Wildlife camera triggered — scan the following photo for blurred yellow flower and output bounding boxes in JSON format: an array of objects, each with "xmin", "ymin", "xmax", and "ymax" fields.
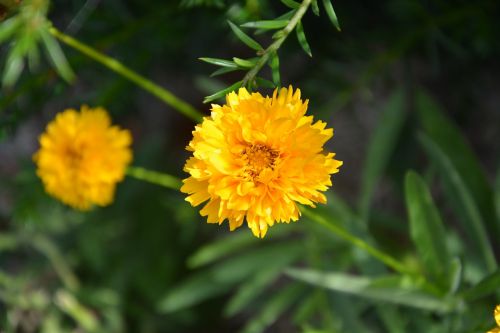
[
  {"xmin": 181, "ymin": 86, "xmax": 342, "ymax": 238},
  {"xmin": 33, "ymin": 106, "xmax": 132, "ymax": 210},
  {"xmin": 487, "ymin": 305, "xmax": 500, "ymax": 333}
]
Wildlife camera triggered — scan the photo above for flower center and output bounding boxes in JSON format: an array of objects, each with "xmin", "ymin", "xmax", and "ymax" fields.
[{"xmin": 242, "ymin": 144, "xmax": 279, "ymax": 179}]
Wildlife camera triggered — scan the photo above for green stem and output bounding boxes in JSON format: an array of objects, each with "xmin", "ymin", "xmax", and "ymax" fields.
[
  {"xmin": 49, "ymin": 26, "xmax": 204, "ymax": 123},
  {"xmin": 301, "ymin": 206, "xmax": 413, "ymax": 276},
  {"xmin": 127, "ymin": 166, "xmax": 182, "ymax": 190},
  {"xmin": 242, "ymin": 0, "xmax": 312, "ymax": 87}
]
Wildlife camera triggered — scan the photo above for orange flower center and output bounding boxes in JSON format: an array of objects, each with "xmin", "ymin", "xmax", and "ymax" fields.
[{"xmin": 242, "ymin": 144, "xmax": 279, "ymax": 179}]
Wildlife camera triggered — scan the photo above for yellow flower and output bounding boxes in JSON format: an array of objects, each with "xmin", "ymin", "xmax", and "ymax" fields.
[
  {"xmin": 181, "ymin": 86, "xmax": 342, "ymax": 238},
  {"xmin": 487, "ymin": 305, "xmax": 500, "ymax": 333},
  {"xmin": 33, "ymin": 106, "xmax": 132, "ymax": 210}
]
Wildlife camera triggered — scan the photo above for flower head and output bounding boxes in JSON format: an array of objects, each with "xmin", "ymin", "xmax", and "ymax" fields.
[
  {"xmin": 181, "ymin": 86, "xmax": 342, "ymax": 237},
  {"xmin": 33, "ymin": 106, "xmax": 132, "ymax": 210},
  {"xmin": 487, "ymin": 305, "xmax": 500, "ymax": 333}
]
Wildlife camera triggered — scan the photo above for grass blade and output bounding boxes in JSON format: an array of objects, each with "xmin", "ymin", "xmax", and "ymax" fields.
[
  {"xmin": 241, "ymin": 20, "xmax": 289, "ymax": 30},
  {"xmin": 419, "ymin": 134, "xmax": 497, "ymax": 273},
  {"xmin": 359, "ymin": 90, "xmax": 405, "ymax": 222},
  {"xmin": 405, "ymin": 171, "xmax": 451, "ymax": 287}
]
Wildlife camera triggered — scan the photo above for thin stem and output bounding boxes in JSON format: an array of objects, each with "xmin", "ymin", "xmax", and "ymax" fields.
[
  {"xmin": 49, "ymin": 26, "xmax": 204, "ymax": 123},
  {"xmin": 301, "ymin": 206, "xmax": 413, "ymax": 276},
  {"xmin": 127, "ymin": 166, "xmax": 182, "ymax": 190},
  {"xmin": 242, "ymin": 0, "xmax": 312, "ymax": 87}
]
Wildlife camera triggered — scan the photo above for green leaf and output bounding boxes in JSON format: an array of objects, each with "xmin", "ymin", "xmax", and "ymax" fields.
[
  {"xmin": 241, "ymin": 20, "xmax": 289, "ymax": 30},
  {"xmin": 280, "ymin": 0, "xmax": 300, "ymax": 9},
  {"xmin": 495, "ymin": 168, "xmax": 500, "ymax": 227},
  {"xmin": 461, "ymin": 268, "xmax": 500, "ymax": 301},
  {"xmin": 199, "ymin": 57, "xmax": 237, "ymax": 68},
  {"xmin": 40, "ymin": 29, "xmax": 75, "ymax": 83},
  {"xmin": 227, "ymin": 20, "xmax": 263, "ymax": 51},
  {"xmin": 255, "ymin": 77, "xmax": 275, "ymax": 89},
  {"xmin": 2, "ymin": 48, "xmax": 24, "ymax": 87},
  {"xmin": 311, "ymin": 0, "xmax": 320, "ymax": 16},
  {"xmin": 203, "ymin": 80, "xmax": 242, "ymax": 103},
  {"xmin": 158, "ymin": 242, "xmax": 303, "ymax": 312},
  {"xmin": 210, "ymin": 66, "xmax": 240, "ymax": 77},
  {"xmin": 447, "ymin": 258, "xmax": 462, "ymax": 295},
  {"xmin": 269, "ymin": 52, "xmax": 280, "ymax": 86},
  {"xmin": 296, "ymin": 21, "xmax": 312, "ymax": 57},
  {"xmin": 416, "ymin": 90, "xmax": 497, "ymax": 237},
  {"xmin": 286, "ymin": 268, "xmax": 454, "ymax": 312},
  {"xmin": 419, "ymin": 134, "xmax": 497, "ymax": 273},
  {"xmin": 405, "ymin": 171, "xmax": 451, "ymax": 287},
  {"xmin": 232, "ymin": 57, "xmax": 258, "ymax": 68},
  {"xmin": 187, "ymin": 230, "xmax": 258, "ymax": 268},
  {"xmin": 224, "ymin": 263, "xmax": 283, "ymax": 317},
  {"xmin": 322, "ymin": 0, "xmax": 340, "ymax": 31},
  {"xmin": 0, "ymin": 16, "xmax": 20, "ymax": 44},
  {"xmin": 359, "ymin": 90, "xmax": 405, "ymax": 222},
  {"xmin": 241, "ymin": 283, "xmax": 304, "ymax": 333}
]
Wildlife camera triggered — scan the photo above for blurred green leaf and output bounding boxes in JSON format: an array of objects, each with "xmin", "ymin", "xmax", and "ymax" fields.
[
  {"xmin": 416, "ymin": 91, "xmax": 497, "ymax": 237},
  {"xmin": 322, "ymin": 0, "xmax": 340, "ymax": 31},
  {"xmin": 461, "ymin": 268, "xmax": 500, "ymax": 301},
  {"xmin": 311, "ymin": 0, "xmax": 320, "ymax": 16},
  {"xmin": 187, "ymin": 230, "xmax": 258, "ymax": 268},
  {"xmin": 228, "ymin": 20, "xmax": 263, "ymax": 51},
  {"xmin": 447, "ymin": 258, "xmax": 462, "ymax": 295},
  {"xmin": 203, "ymin": 80, "xmax": 242, "ymax": 103},
  {"xmin": 359, "ymin": 90, "xmax": 405, "ymax": 222},
  {"xmin": 405, "ymin": 171, "xmax": 451, "ymax": 287},
  {"xmin": 241, "ymin": 283, "xmax": 304, "ymax": 333},
  {"xmin": 0, "ymin": 16, "xmax": 19, "ymax": 44},
  {"xmin": 2, "ymin": 48, "xmax": 24, "ymax": 87},
  {"xmin": 224, "ymin": 262, "xmax": 283, "ymax": 317},
  {"xmin": 40, "ymin": 29, "xmax": 75, "ymax": 83},
  {"xmin": 159, "ymin": 242, "xmax": 302, "ymax": 312},
  {"xmin": 54, "ymin": 289, "xmax": 100, "ymax": 332},
  {"xmin": 241, "ymin": 20, "xmax": 289, "ymax": 30},
  {"xmin": 296, "ymin": 21, "xmax": 312, "ymax": 57},
  {"xmin": 199, "ymin": 57, "xmax": 237, "ymax": 68},
  {"xmin": 419, "ymin": 134, "xmax": 497, "ymax": 273},
  {"xmin": 495, "ymin": 167, "xmax": 500, "ymax": 226},
  {"xmin": 281, "ymin": 0, "xmax": 300, "ymax": 9},
  {"xmin": 270, "ymin": 51, "xmax": 280, "ymax": 86},
  {"xmin": 286, "ymin": 268, "xmax": 454, "ymax": 312}
]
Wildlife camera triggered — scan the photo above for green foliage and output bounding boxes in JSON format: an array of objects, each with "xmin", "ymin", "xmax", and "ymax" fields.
[{"xmin": 1, "ymin": 0, "xmax": 499, "ymax": 332}]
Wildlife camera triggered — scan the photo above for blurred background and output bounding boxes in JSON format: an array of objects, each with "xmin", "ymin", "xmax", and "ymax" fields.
[{"xmin": 0, "ymin": 0, "xmax": 499, "ymax": 332}]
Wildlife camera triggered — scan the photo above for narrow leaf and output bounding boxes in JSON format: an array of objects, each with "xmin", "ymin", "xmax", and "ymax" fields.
[
  {"xmin": 40, "ymin": 30, "xmax": 75, "ymax": 83},
  {"xmin": 405, "ymin": 171, "xmax": 451, "ymax": 286},
  {"xmin": 296, "ymin": 21, "xmax": 312, "ymax": 57},
  {"xmin": 416, "ymin": 90, "xmax": 496, "ymax": 236},
  {"xmin": 286, "ymin": 268, "xmax": 454, "ymax": 312},
  {"xmin": 0, "ymin": 16, "xmax": 20, "ymax": 44},
  {"xmin": 241, "ymin": 283, "xmax": 303, "ymax": 333},
  {"xmin": 311, "ymin": 0, "xmax": 320, "ymax": 16},
  {"xmin": 241, "ymin": 20, "xmax": 289, "ymax": 30},
  {"xmin": 419, "ymin": 133, "xmax": 497, "ymax": 272},
  {"xmin": 232, "ymin": 57, "xmax": 258, "ymax": 68},
  {"xmin": 280, "ymin": 0, "xmax": 300, "ymax": 9},
  {"xmin": 461, "ymin": 268, "xmax": 500, "ymax": 301},
  {"xmin": 255, "ymin": 77, "xmax": 275, "ymax": 89},
  {"xmin": 199, "ymin": 57, "xmax": 237, "ymax": 68},
  {"xmin": 359, "ymin": 90, "xmax": 405, "ymax": 222},
  {"xmin": 210, "ymin": 66, "xmax": 240, "ymax": 77},
  {"xmin": 322, "ymin": 0, "xmax": 341, "ymax": 31},
  {"xmin": 228, "ymin": 20, "xmax": 263, "ymax": 51},
  {"xmin": 203, "ymin": 80, "xmax": 242, "ymax": 103},
  {"xmin": 269, "ymin": 52, "xmax": 280, "ymax": 87},
  {"xmin": 158, "ymin": 242, "xmax": 302, "ymax": 312}
]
